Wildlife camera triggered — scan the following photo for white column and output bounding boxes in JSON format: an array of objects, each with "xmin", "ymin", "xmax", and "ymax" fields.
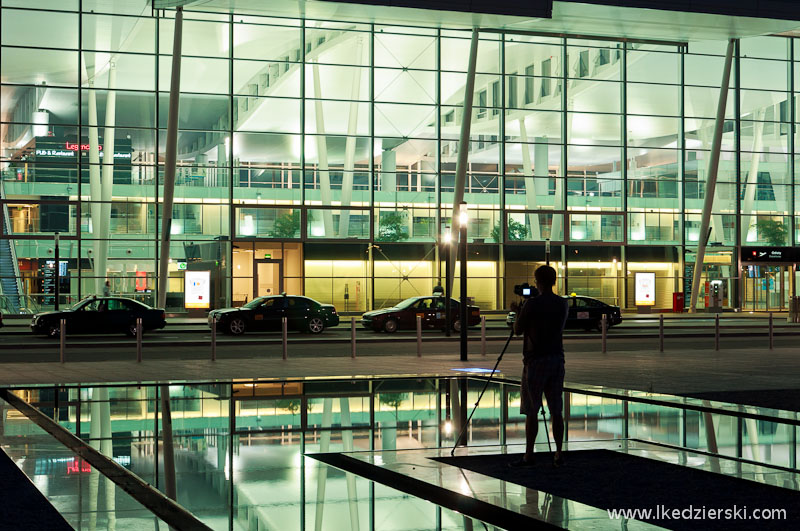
[
  {"xmin": 381, "ymin": 146, "xmax": 396, "ymax": 194},
  {"xmin": 340, "ymin": 397, "xmax": 360, "ymax": 531},
  {"xmin": 96, "ymin": 63, "xmax": 117, "ymax": 296},
  {"xmin": 741, "ymin": 110, "xmax": 766, "ymax": 242},
  {"xmin": 312, "ymin": 62, "xmax": 334, "ymax": 237},
  {"xmin": 338, "ymin": 37, "xmax": 364, "ymax": 236},
  {"xmin": 86, "ymin": 77, "xmax": 103, "ymax": 294},
  {"xmin": 690, "ymin": 39, "xmax": 735, "ymax": 313},
  {"xmin": 88, "ymin": 389, "xmax": 102, "ymax": 531},
  {"xmin": 99, "ymin": 389, "xmax": 115, "ymax": 531},
  {"xmin": 314, "ymin": 397, "xmax": 334, "ymax": 531},
  {"xmin": 446, "ymin": 29, "xmax": 479, "ymax": 299}
]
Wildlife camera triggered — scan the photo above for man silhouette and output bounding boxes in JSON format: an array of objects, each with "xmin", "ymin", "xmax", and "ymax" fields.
[{"xmin": 512, "ymin": 265, "xmax": 569, "ymax": 467}]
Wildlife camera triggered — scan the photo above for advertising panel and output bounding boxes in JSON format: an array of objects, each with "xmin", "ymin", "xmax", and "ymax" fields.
[
  {"xmin": 635, "ymin": 272, "xmax": 656, "ymax": 306},
  {"xmin": 185, "ymin": 270, "xmax": 210, "ymax": 309}
]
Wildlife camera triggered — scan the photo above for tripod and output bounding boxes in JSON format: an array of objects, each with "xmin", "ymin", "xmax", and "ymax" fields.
[{"xmin": 451, "ymin": 327, "xmax": 515, "ymax": 456}]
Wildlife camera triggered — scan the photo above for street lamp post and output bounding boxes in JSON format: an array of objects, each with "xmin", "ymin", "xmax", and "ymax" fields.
[
  {"xmin": 443, "ymin": 229, "xmax": 452, "ymax": 337},
  {"xmin": 545, "ymin": 238, "xmax": 551, "ymax": 266},
  {"xmin": 459, "ymin": 202, "xmax": 468, "ymax": 361}
]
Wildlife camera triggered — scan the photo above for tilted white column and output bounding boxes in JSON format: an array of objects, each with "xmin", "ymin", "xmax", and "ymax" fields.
[
  {"xmin": 741, "ymin": 110, "xmax": 766, "ymax": 242},
  {"xmin": 87, "ymin": 389, "xmax": 102, "ymax": 531},
  {"xmin": 314, "ymin": 397, "xmax": 334, "ymax": 531},
  {"xmin": 96, "ymin": 63, "xmax": 117, "ymax": 295},
  {"xmin": 338, "ymin": 37, "xmax": 364, "ymax": 236},
  {"xmin": 446, "ymin": 28, "xmax": 479, "ymax": 299},
  {"xmin": 518, "ymin": 119, "xmax": 548, "ymax": 240},
  {"xmin": 690, "ymin": 39, "xmax": 735, "ymax": 313},
  {"xmin": 86, "ymin": 86, "xmax": 103, "ymax": 293},
  {"xmin": 312, "ymin": 62, "xmax": 334, "ymax": 237},
  {"xmin": 340, "ymin": 398, "xmax": 360, "ymax": 531}
]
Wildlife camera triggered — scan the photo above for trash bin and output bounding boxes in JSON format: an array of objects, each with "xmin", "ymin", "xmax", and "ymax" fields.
[
  {"xmin": 673, "ymin": 292, "xmax": 685, "ymax": 313},
  {"xmin": 789, "ymin": 296, "xmax": 800, "ymax": 323}
]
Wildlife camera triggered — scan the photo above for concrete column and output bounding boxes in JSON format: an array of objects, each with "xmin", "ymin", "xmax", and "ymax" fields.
[
  {"xmin": 157, "ymin": 6, "xmax": 184, "ymax": 309},
  {"xmin": 340, "ymin": 398, "xmax": 360, "ymax": 531},
  {"xmin": 741, "ymin": 113, "xmax": 766, "ymax": 242},
  {"xmin": 86, "ymin": 79, "xmax": 103, "ymax": 294},
  {"xmin": 314, "ymin": 397, "xmax": 334, "ymax": 531},
  {"xmin": 446, "ymin": 28, "xmax": 479, "ymax": 300},
  {"xmin": 338, "ymin": 37, "xmax": 364, "ymax": 235},
  {"xmin": 311, "ymin": 62, "xmax": 334, "ymax": 237},
  {"xmin": 96, "ymin": 63, "xmax": 117, "ymax": 296},
  {"xmin": 380, "ymin": 142, "xmax": 397, "ymax": 193},
  {"xmin": 195, "ymin": 153, "xmax": 208, "ymax": 186},
  {"xmin": 690, "ymin": 39, "xmax": 735, "ymax": 313}
]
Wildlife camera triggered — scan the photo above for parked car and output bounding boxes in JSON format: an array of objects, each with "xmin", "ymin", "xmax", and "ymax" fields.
[
  {"xmin": 31, "ymin": 297, "xmax": 167, "ymax": 338},
  {"xmin": 362, "ymin": 296, "xmax": 481, "ymax": 333},
  {"xmin": 506, "ymin": 295, "xmax": 622, "ymax": 332},
  {"xmin": 209, "ymin": 295, "xmax": 339, "ymax": 335}
]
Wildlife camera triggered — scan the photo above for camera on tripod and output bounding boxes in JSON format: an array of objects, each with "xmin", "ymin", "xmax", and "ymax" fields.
[{"xmin": 513, "ymin": 282, "xmax": 539, "ymax": 298}]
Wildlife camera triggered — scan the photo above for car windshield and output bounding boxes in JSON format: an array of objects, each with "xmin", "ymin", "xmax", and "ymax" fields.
[
  {"xmin": 242, "ymin": 297, "xmax": 267, "ymax": 309},
  {"xmin": 71, "ymin": 298, "xmax": 96, "ymax": 311},
  {"xmin": 395, "ymin": 298, "xmax": 421, "ymax": 310}
]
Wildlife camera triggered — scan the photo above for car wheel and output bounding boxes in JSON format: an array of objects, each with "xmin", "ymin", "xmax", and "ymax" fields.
[
  {"xmin": 596, "ymin": 320, "xmax": 605, "ymax": 333},
  {"xmin": 383, "ymin": 319, "xmax": 398, "ymax": 333},
  {"xmin": 307, "ymin": 317, "xmax": 325, "ymax": 334},
  {"xmin": 47, "ymin": 324, "xmax": 60, "ymax": 338},
  {"xmin": 228, "ymin": 318, "xmax": 246, "ymax": 335},
  {"xmin": 452, "ymin": 320, "xmax": 462, "ymax": 333},
  {"xmin": 126, "ymin": 322, "xmax": 141, "ymax": 337}
]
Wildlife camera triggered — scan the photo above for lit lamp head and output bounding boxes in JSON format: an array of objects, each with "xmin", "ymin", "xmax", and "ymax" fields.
[
  {"xmin": 458, "ymin": 204, "xmax": 469, "ymax": 227},
  {"xmin": 443, "ymin": 230, "xmax": 452, "ymax": 244}
]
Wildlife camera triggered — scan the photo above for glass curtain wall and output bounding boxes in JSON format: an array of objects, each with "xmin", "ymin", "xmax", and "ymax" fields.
[{"xmin": 1, "ymin": 2, "xmax": 799, "ymax": 312}]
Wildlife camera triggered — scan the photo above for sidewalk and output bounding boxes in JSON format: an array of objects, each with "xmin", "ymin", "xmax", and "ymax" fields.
[{"xmin": 1, "ymin": 346, "xmax": 799, "ymax": 404}]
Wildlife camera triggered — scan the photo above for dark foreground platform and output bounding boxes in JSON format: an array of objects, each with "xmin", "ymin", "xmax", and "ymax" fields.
[
  {"xmin": 309, "ymin": 441, "xmax": 800, "ymax": 530},
  {"xmin": 0, "ymin": 448, "xmax": 72, "ymax": 530},
  {"xmin": 435, "ymin": 449, "xmax": 800, "ymax": 530}
]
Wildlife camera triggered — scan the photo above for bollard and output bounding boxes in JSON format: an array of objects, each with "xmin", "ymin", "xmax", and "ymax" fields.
[
  {"xmin": 59, "ymin": 318, "xmax": 66, "ymax": 363},
  {"xmin": 351, "ymin": 317, "xmax": 357, "ymax": 358},
  {"xmin": 211, "ymin": 316, "xmax": 217, "ymax": 362},
  {"xmin": 715, "ymin": 314, "xmax": 720, "ymax": 351},
  {"xmin": 659, "ymin": 313, "xmax": 664, "ymax": 352},
  {"xmin": 769, "ymin": 312, "xmax": 774, "ymax": 350},
  {"xmin": 480, "ymin": 315, "xmax": 487, "ymax": 356},
  {"xmin": 601, "ymin": 314, "xmax": 607, "ymax": 353},
  {"xmin": 282, "ymin": 317, "xmax": 288, "ymax": 360},
  {"xmin": 416, "ymin": 315, "xmax": 422, "ymax": 357},
  {"xmin": 136, "ymin": 317, "xmax": 143, "ymax": 363}
]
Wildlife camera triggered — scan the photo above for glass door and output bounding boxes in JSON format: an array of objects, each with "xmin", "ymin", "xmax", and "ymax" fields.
[
  {"xmin": 254, "ymin": 259, "xmax": 283, "ymax": 297},
  {"xmin": 743, "ymin": 265, "xmax": 786, "ymax": 311}
]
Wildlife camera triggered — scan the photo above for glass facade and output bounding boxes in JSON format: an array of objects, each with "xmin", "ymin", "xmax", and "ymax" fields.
[{"xmin": 2, "ymin": 2, "xmax": 800, "ymax": 313}]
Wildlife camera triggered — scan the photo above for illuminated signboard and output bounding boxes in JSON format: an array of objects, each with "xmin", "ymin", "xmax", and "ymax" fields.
[
  {"xmin": 741, "ymin": 247, "xmax": 800, "ymax": 263},
  {"xmin": 185, "ymin": 270, "xmax": 210, "ymax": 309},
  {"xmin": 634, "ymin": 272, "xmax": 656, "ymax": 306}
]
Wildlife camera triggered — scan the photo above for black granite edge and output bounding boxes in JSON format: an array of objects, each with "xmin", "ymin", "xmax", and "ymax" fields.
[
  {"xmin": 557, "ymin": 0, "xmax": 800, "ymax": 22},
  {"xmin": 0, "ymin": 390, "xmax": 213, "ymax": 531},
  {"xmin": 308, "ymin": 451, "xmax": 562, "ymax": 530},
  {"xmin": 0, "ymin": 447, "xmax": 73, "ymax": 530},
  {"xmin": 317, "ymin": 0, "xmax": 554, "ymax": 19}
]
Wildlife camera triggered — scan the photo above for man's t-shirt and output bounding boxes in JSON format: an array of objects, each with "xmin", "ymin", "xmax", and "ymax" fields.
[{"xmin": 516, "ymin": 292, "xmax": 569, "ymax": 363}]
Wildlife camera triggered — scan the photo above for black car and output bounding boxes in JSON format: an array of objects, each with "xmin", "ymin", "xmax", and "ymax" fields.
[
  {"xmin": 31, "ymin": 297, "xmax": 167, "ymax": 337},
  {"xmin": 507, "ymin": 295, "xmax": 622, "ymax": 331},
  {"xmin": 362, "ymin": 296, "xmax": 481, "ymax": 333},
  {"xmin": 209, "ymin": 295, "xmax": 339, "ymax": 335}
]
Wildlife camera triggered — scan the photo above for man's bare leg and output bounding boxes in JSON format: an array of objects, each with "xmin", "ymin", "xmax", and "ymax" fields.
[
  {"xmin": 552, "ymin": 413, "xmax": 564, "ymax": 464},
  {"xmin": 525, "ymin": 413, "xmax": 539, "ymax": 462}
]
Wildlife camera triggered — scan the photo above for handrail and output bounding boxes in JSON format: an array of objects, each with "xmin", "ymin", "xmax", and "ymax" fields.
[
  {"xmin": 479, "ymin": 376, "xmax": 800, "ymax": 427},
  {"xmin": 0, "ymin": 389, "xmax": 213, "ymax": 531}
]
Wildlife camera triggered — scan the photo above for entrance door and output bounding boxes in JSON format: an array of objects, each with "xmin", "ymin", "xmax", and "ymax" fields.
[
  {"xmin": 743, "ymin": 265, "xmax": 787, "ymax": 311},
  {"xmin": 254, "ymin": 259, "xmax": 283, "ymax": 298}
]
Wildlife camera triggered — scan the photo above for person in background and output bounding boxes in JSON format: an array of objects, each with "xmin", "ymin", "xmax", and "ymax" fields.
[{"xmin": 103, "ymin": 280, "xmax": 111, "ymax": 297}]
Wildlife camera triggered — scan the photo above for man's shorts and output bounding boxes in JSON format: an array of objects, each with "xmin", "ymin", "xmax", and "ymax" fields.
[{"xmin": 520, "ymin": 355, "xmax": 565, "ymax": 416}]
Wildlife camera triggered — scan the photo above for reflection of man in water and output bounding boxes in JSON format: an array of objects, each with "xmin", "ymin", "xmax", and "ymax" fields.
[{"xmin": 512, "ymin": 265, "xmax": 569, "ymax": 467}]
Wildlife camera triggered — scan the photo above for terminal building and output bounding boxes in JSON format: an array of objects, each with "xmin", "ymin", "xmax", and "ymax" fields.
[{"xmin": 3, "ymin": 0, "xmax": 800, "ymax": 314}]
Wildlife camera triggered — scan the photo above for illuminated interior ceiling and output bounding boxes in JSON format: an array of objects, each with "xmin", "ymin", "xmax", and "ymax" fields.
[{"xmin": 155, "ymin": 0, "xmax": 800, "ymax": 42}]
